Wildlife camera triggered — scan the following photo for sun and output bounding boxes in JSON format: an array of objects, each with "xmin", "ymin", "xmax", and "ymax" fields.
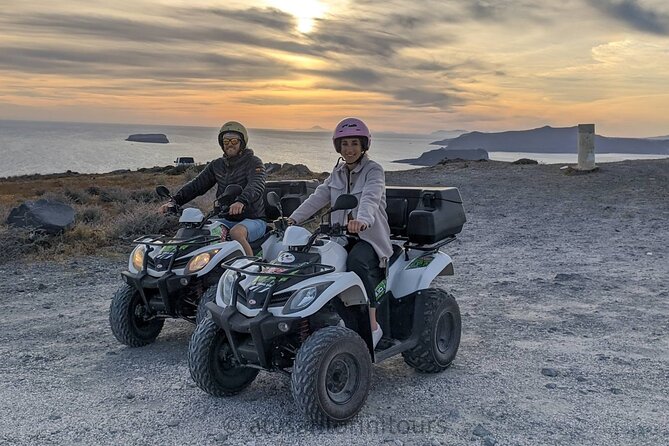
[{"xmin": 265, "ymin": 0, "xmax": 328, "ymax": 33}]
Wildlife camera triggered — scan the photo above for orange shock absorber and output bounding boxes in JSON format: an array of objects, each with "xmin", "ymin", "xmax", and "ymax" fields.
[{"xmin": 298, "ymin": 319, "xmax": 310, "ymax": 343}]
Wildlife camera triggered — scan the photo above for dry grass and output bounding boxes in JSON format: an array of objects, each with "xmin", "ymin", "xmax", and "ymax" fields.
[{"xmin": 0, "ymin": 163, "xmax": 323, "ymax": 262}]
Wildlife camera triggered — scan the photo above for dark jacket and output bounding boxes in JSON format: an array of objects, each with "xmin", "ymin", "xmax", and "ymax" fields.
[{"xmin": 173, "ymin": 149, "xmax": 266, "ymax": 219}]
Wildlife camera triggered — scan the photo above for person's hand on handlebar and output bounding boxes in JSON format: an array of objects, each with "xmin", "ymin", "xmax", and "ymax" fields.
[
  {"xmin": 274, "ymin": 217, "xmax": 296, "ymax": 231},
  {"xmin": 347, "ymin": 219, "xmax": 368, "ymax": 234},
  {"xmin": 229, "ymin": 202, "xmax": 245, "ymax": 215},
  {"xmin": 159, "ymin": 201, "xmax": 178, "ymax": 214}
]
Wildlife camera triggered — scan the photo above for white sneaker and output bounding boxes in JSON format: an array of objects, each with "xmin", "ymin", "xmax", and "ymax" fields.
[{"xmin": 372, "ymin": 326, "xmax": 383, "ymax": 348}]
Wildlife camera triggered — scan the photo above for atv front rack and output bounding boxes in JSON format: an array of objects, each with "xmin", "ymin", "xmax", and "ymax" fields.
[
  {"xmin": 132, "ymin": 234, "xmax": 220, "ymax": 246},
  {"xmin": 221, "ymin": 256, "xmax": 335, "ymax": 312}
]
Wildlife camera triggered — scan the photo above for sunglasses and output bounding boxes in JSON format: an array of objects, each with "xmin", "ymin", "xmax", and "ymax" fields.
[{"xmin": 221, "ymin": 138, "xmax": 240, "ymax": 146}]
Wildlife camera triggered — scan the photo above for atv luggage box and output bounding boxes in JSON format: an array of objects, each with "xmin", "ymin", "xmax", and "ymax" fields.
[
  {"xmin": 265, "ymin": 180, "xmax": 319, "ymax": 219},
  {"xmin": 386, "ymin": 187, "xmax": 466, "ymax": 245}
]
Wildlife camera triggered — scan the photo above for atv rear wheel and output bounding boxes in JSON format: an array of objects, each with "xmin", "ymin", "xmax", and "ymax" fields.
[
  {"xmin": 189, "ymin": 318, "xmax": 259, "ymax": 396},
  {"xmin": 291, "ymin": 326, "xmax": 372, "ymax": 426},
  {"xmin": 195, "ymin": 285, "xmax": 217, "ymax": 325},
  {"xmin": 109, "ymin": 283, "xmax": 164, "ymax": 347},
  {"xmin": 402, "ymin": 288, "xmax": 461, "ymax": 373}
]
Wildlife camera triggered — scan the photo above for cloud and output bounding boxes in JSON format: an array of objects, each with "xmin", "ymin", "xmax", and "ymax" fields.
[
  {"xmin": 586, "ymin": 0, "xmax": 669, "ymax": 34},
  {"xmin": 392, "ymin": 87, "xmax": 464, "ymax": 108},
  {"xmin": 0, "ymin": 45, "xmax": 292, "ymax": 81}
]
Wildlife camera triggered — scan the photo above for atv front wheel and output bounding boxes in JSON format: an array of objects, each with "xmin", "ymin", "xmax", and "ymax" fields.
[
  {"xmin": 291, "ymin": 326, "xmax": 372, "ymax": 425},
  {"xmin": 402, "ymin": 288, "xmax": 461, "ymax": 373},
  {"xmin": 195, "ymin": 285, "xmax": 217, "ymax": 325},
  {"xmin": 109, "ymin": 283, "xmax": 164, "ymax": 347},
  {"xmin": 189, "ymin": 318, "xmax": 259, "ymax": 396}
]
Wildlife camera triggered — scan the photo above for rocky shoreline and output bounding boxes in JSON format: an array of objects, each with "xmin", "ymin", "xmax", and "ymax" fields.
[{"xmin": 0, "ymin": 158, "xmax": 667, "ymax": 445}]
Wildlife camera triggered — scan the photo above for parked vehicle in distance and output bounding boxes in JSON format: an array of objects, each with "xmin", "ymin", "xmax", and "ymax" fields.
[{"xmin": 174, "ymin": 157, "xmax": 195, "ymax": 166}]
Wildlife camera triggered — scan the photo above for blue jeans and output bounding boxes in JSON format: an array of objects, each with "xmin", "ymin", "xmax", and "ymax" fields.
[{"xmin": 218, "ymin": 218, "xmax": 267, "ymax": 242}]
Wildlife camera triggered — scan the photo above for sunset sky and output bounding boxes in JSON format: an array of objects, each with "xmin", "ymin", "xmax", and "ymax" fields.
[{"xmin": 1, "ymin": 0, "xmax": 668, "ymax": 136}]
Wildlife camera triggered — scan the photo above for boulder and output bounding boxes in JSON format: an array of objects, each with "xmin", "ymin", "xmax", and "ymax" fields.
[
  {"xmin": 126, "ymin": 134, "xmax": 169, "ymax": 144},
  {"xmin": 6, "ymin": 199, "xmax": 76, "ymax": 234},
  {"xmin": 512, "ymin": 158, "xmax": 539, "ymax": 165}
]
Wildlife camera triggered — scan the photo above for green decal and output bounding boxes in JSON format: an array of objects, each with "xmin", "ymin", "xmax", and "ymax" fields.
[
  {"xmin": 374, "ymin": 279, "xmax": 387, "ymax": 300},
  {"xmin": 407, "ymin": 255, "xmax": 434, "ymax": 269},
  {"xmin": 211, "ymin": 226, "xmax": 222, "ymax": 237}
]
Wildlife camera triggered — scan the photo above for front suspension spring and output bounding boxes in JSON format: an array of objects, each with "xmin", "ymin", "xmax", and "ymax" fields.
[{"xmin": 297, "ymin": 319, "xmax": 310, "ymax": 343}]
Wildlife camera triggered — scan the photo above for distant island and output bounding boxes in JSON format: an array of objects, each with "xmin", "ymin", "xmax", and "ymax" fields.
[
  {"xmin": 430, "ymin": 125, "xmax": 669, "ymax": 155},
  {"xmin": 395, "ymin": 148, "xmax": 489, "ymax": 166},
  {"xmin": 126, "ymin": 134, "xmax": 169, "ymax": 144}
]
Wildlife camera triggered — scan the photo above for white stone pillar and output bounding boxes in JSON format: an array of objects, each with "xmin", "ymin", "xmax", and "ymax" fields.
[{"xmin": 577, "ymin": 124, "xmax": 596, "ymax": 170}]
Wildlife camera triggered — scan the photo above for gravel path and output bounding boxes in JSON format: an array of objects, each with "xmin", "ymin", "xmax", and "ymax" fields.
[{"xmin": 1, "ymin": 159, "xmax": 667, "ymax": 445}]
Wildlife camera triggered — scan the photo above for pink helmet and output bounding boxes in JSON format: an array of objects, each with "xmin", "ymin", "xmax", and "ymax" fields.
[{"xmin": 332, "ymin": 118, "xmax": 371, "ymax": 152}]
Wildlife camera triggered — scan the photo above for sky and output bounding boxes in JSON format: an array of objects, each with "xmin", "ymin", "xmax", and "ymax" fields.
[{"xmin": 1, "ymin": 0, "xmax": 668, "ymax": 136}]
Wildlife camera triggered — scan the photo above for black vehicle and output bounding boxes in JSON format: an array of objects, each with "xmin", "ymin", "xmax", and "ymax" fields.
[{"xmin": 109, "ymin": 180, "xmax": 317, "ymax": 348}]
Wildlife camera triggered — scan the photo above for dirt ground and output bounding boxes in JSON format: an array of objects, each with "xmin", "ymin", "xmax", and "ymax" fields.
[{"xmin": 0, "ymin": 159, "xmax": 667, "ymax": 445}]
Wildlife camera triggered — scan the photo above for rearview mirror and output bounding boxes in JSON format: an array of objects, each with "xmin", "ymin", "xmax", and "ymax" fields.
[
  {"xmin": 218, "ymin": 184, "xmax": 244, "ymax": 205},
  {"xmin": 156, "ymin": 185, "xmax": 171, "ymax": 198},
  {"xmin": 331, "ymin": 194, "xmax": 358, "ymax": 212},
  {"xmin": 266, "ymin": 191, "xmax": 282, "ymax": 215}
]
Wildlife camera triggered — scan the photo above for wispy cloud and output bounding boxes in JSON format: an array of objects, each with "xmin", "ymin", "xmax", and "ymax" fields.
[{"xmin": 586, "ymin": 0, "xmax": 669, "ymax": 34}]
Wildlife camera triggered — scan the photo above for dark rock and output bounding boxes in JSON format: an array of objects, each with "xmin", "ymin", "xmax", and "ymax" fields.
[
  {"xmin": 473, "ymin": 424, "xmax": 492, "ymax": 438},
  {"xmin": 554, "ymin": 273, "xmax": 586, "ymax": 282},
  {"xmin": 166, "ymin": 419, "xmax": 180, "ymax": 427},
  {"xmin": 264, "ymin": 162, "xmax": 282, "ymax": 174},
  {"xmin": 126, "ymin": 134, "xmax": 169, "ymax": 144},
  {"xmin": 6, "ymin": 199, "xmax": 75, "ymax": 234},
  {"xmin": 48, "ymin": 415, "xmax": 61, "ymax": 420},
  {"xmin": 512, "ymin": 158, "xmax": 538, "ymax": 165},
  {"xmin": 545, "ymin": 383, "xmax": 558, "ymax": 389},
  {"xmin": 214, "ymin": 434, "xmax": 229, "ymax": 443},
  {"xmin": 483, "ymin": 436, "xmax": 498, "ymax": 446},
  {"xmin": 541, "ymin": 368, "xmax": 559, "ymax": 377},
  {"xmin": 124, "ymin": 392, "xmax": 135, "ymax": 400},
  {"xmin": 610, "ymin": 388, "xmax": 623, "ymax": 395},
  {"xmin": 37, "ymin": 283, "xmax": 47, "ymax": 291}
]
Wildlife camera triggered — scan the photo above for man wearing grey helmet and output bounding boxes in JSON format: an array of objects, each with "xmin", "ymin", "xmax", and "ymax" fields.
[{"xmin": 159, "ymin": 121, "xmax": 266, "ymax": 256}]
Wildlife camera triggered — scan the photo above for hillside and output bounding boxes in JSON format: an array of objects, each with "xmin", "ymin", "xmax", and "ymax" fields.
[{"xmin": 431, "ymin": 126, "xmax": 669, "ymax": 154}]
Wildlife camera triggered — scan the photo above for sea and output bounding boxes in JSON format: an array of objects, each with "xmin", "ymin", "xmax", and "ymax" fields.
[{"xmin": 1, "ymin": 119, "xmax": 667, "ymax": 178}]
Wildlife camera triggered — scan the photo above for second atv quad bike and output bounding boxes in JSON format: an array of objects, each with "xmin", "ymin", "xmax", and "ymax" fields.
[
  {"xmin": 109, "ymin": 184, "xmax": 288, "ymax": 347},
  {"xmin": 188, "ymin": 187, "xmax": 466, "ymax": 425}
]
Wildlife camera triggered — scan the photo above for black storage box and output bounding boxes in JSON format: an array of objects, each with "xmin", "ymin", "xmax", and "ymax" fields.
[
  {"xmin": 386, "ymin": 187, "xmax": 466, "ymax": 244},
  {"xmin": 265, "ymin": 180, "xmax": 319, "ymax": 219}
]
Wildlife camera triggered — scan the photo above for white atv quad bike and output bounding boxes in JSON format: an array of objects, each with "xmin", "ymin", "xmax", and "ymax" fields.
[
  {"xmin": 188, "ymin": 187, "xmax": 466, "ymax": 425},
  {"xmin": 109, "ymin": 185, "xmax": 286, "ymax": 347}
]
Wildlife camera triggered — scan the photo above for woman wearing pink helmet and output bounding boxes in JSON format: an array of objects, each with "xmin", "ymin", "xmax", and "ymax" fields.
[{"xmin": 287, "ymin": 118, "xmax": 393, "ymax": 347}]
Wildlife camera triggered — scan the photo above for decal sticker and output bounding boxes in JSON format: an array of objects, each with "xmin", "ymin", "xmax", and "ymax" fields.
[
  {"xmin": 277, "ymin": 252, "xmax": 296, "ymax": 264},
  {"xmin": 407, "ymin": 255, "xmax": 434, "ymax": 269},
  {"xmin": 374, "ymin": 279, "xmax": 387, "ymax": 301}
]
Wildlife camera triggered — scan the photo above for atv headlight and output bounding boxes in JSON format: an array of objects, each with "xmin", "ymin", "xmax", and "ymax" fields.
[
  {"xmin": 283, "ymin": 282, "xmax": 333, "ymax": 315},
  {"xmin": 131, "ymin": 245, "xmax": 146, "ymax": 271},
  {"xmin": 185, "ymin": 249, "xmax": 220, "ymax": 274}
]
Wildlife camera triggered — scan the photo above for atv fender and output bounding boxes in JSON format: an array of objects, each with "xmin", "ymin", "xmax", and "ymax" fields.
[
  {"xmin": 387, "ymin": 251, "xmax": 453, "ymax": 298},
  {"xmin": 233, "ymin": 272, "xmax": 368, "ymax": 319}
]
